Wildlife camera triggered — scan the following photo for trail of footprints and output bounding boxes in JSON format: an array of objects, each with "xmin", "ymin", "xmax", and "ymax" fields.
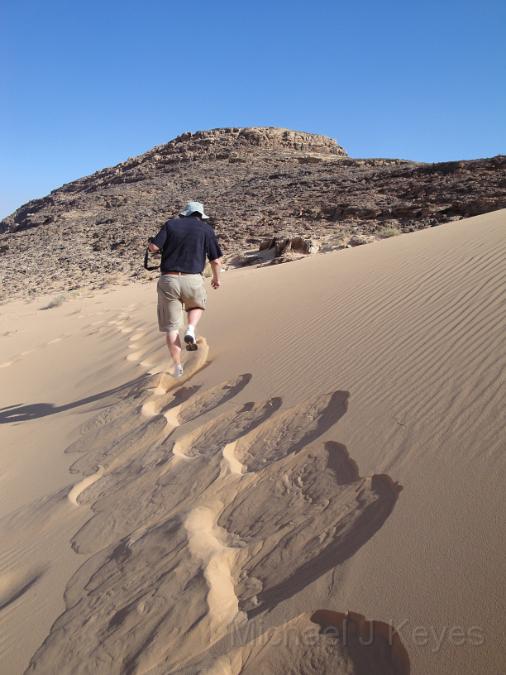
[
  {"xmin": 25, "ymin": 341, "xmax": 408, "ymax": 675},
  {"xmin": 0, "ymin": 303, "xmax": 140, "ymax": 370}
]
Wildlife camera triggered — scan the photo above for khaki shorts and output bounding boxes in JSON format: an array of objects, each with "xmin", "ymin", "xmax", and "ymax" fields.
[{"xmin": 157, "ymin": 274, "xmax": 207, "ymax": 332}]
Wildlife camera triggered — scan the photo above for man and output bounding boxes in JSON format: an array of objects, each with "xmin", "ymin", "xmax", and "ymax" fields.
[{"xmin": 148, "ymin": 201, "xmax": 222, "ymax": 377}]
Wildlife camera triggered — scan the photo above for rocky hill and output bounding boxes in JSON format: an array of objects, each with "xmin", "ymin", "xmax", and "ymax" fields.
[{"xmin": 1, "ymin": 126, "xmax": 505, "ymax": 301}]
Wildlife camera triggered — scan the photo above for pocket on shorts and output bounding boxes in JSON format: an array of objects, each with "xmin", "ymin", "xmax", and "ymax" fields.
[{"xmin": 184, "ymin": 277, "xmax": 207, "ymax": 310}]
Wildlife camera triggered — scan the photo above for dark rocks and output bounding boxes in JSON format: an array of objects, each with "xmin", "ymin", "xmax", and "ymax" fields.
[
  {"xmin": 110, "ymin": 240, "xmax": 126, "ymax": 251},
  {"xmin": 348, "ymin": 235, "xmax": 370, "ymax": 247},
  {"xmin": 259, "ymin": 238, "xmax": 277, "ymax": 252}
]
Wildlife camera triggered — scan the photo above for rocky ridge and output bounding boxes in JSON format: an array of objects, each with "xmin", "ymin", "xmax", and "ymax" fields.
[{"xmin": 1, "ymin": 126, "xmax": 505, "ymax": 301}]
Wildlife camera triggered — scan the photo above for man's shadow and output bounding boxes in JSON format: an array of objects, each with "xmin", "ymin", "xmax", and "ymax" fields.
[{"xmin": 0, "ymin": 374, "xmax": 151, "ymax": 424}]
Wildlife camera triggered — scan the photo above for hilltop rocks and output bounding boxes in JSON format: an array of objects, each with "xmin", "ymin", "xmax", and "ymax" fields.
[{"xmin": 169, "ymin": 127, "xmax": 347, "ymax": 160}]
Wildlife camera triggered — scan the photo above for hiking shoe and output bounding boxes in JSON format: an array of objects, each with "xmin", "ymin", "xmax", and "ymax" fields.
[
  {"xmin": 184, "ymin": 325, "xmax": 198, "ymax": 351},
  {"xmin": 174, "ymin": 363, "xmax": 184, "ymax": 378}
]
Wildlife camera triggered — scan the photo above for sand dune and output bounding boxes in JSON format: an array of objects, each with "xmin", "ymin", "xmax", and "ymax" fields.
[{"xmin": 0, "ymin": 210, "xmax": 505, "ymax": 674}]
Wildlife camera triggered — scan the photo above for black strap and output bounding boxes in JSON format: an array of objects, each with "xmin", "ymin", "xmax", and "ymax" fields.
[{"xmin": 144, "ymin": 246, "xmax": 161, "ymax": 271}]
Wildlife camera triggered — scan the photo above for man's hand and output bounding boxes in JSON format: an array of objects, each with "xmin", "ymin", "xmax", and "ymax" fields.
[{"xmin": 211, "ymin": 278, "xmax": 221, "ymax": 289}]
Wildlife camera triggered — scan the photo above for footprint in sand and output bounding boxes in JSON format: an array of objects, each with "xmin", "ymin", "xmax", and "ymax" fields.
[
  {"xmin": 142, "ymin": 372, "xmax": 251, "ymax": 418},
  {"xmin": 130, "ymin": 331, "xmax": 146, "ymax": 342},
  {"xmin": 68, "ymin": 413, "xmax": 168, "ymax": 480},
  {"xmin": 127, "ymin": 336, "xmax": 206, "ymax": 374},
  {"xmin": 126, "ymin": 350, "xmax": 145, "ymax": 362},
  {"xmin": 24, "ymin": 352, "xmax": 406, "ymax": 675},
  {"xmin": 70, "ymin": 397, "xmax": 280, "ymax": 554},
  {"xmin": 219, "ymin": 439, "xmax": 400, "ymax": 616},
  {"xmin": 0, "ymin": 340, "xmax": 66, "ymax": 368},
  {"xmin": 151, "ymin": 337, "xmax": 210, "ymax": 393},
  {"xmin": 67, "ymin": 466, "xmax": 105, "ymax": 506},
  {"xmin": 184, "ymin": 504, "xmax": 242, "ymax": 633}
]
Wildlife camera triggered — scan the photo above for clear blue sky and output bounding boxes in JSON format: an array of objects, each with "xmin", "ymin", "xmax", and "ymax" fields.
[{"xmin": 2, "ymin": 0, "xmax": 505, "ymax": 218}]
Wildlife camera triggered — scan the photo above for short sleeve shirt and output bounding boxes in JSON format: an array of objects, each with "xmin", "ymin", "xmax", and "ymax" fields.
[{"xmin": 151, "ymin": 216, "xmax": 223, "ymax": 274}]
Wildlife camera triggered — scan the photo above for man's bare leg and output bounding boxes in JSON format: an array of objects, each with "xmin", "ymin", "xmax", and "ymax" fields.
[
  {"xmin": 184, "ymin": 308, "xmax": 203, "ymax": 350},
  {"xmin": 187, "ymin": 308, "xmax": 204, "ymax": 328},
  {"xmin": 166, "ymin": 330, "xmax": 182, "ymax": 365}
]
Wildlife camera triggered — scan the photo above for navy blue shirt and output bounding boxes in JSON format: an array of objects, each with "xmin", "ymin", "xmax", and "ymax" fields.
[{"xmin": 151, "ymin": 216, "xmax": 223, "ymax": 274}]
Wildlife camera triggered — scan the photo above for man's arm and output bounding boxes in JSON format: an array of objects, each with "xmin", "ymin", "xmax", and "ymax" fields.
[
  {"xmin": 210, "ymin": 258, "xmax": 222, "ymax": 289},
  {"xmin": 148, "ymin": 224, "xmax": 168, "ymax": 253},
  {"xmin": 207, "ymin": 229, "xmax": 223, "ymax": 289}
]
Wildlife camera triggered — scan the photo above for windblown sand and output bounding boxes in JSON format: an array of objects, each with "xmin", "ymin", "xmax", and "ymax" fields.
[{"xmin": 0, "ymin": 210, "xmax": 504, "ymax": 675}]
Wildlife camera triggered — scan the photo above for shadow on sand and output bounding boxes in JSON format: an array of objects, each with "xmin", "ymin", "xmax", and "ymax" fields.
[{"xmin": 0, "ymin": 374, "xmax": 152, "ymax": 424}]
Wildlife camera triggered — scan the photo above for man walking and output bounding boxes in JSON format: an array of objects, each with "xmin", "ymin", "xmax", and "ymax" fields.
[{"xmin": 148, "ymin": 201, "xmax": 222, "ymax": 377}]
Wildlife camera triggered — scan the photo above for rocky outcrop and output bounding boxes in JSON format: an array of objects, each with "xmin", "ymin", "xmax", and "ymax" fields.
[
  {"xmin": 168, "ymin": 127, "xmax": 347, "ymax": 159},
  {"xmin": 1, "ymin": 126, "xmax": 505, "ymax": 301},
  {"xmin": 259, "ymin": 236, "xmax": 318, "ymax": 256}
]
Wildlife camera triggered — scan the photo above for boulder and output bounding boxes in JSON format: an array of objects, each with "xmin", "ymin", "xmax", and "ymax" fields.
[
  {"xmin": 348, "ymin": 234, "xmax": 372, "ymax": 247},
  {"xmin": 258, "ymin": 236, "xmax": 318, "ymax": 257}
]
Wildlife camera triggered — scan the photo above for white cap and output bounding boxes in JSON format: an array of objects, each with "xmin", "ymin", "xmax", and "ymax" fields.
[{"xmin": 179, "ymin": 201, "xmax": 209, "ymax": 219}]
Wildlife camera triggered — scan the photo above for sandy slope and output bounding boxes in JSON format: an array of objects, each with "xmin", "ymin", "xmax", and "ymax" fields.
[{"xmin": 0, "ymin": 210, "xmax": 505, "ymax": 675}]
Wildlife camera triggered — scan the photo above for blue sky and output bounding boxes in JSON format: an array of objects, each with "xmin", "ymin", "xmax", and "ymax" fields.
[{"xmin": 2, "ymin": 0, "xmax": 505, "ymax": 218}]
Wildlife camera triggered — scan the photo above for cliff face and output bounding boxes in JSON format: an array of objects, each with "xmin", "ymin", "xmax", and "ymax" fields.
[{"xmin": 1, "ymin": 126, "xmax": 505, "ymax": 301}]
